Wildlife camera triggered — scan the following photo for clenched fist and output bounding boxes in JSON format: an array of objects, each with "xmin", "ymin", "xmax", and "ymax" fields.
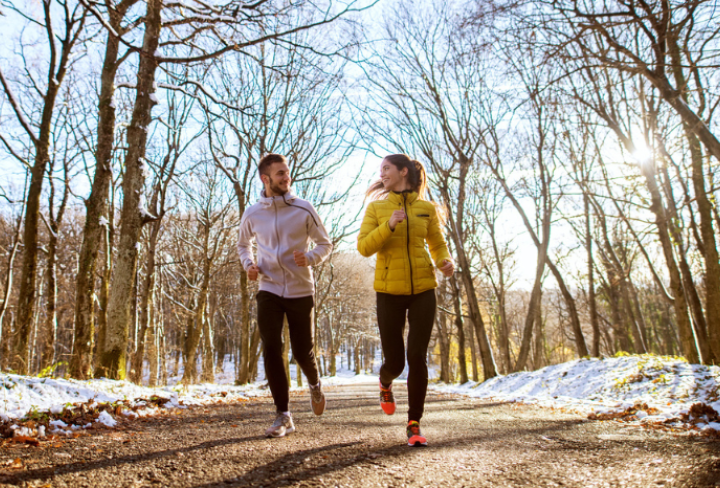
[
  {"xmin": 293, "ymin": 250, "xmax": 309, "ymax": 267},
  {"xmin": 439, "ymin": 259, "xmax": 455, "ymax": 277},
  {"xmin": 247, "ymin": 264, "xmax": 260, "ymax": 281},
  {"xmin": 388, "ymin": 210, "xmax": 407, "ymax": 230}
]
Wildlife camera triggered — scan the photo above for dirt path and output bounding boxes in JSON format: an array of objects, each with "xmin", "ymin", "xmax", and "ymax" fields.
[{"xmin": 0, "ymin": 382, "xmax": 718, "ymax": 487}]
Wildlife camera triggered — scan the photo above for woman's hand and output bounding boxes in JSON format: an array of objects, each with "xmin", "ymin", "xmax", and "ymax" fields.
[
  {"xmin": 388, "ymin": 210, "xmax": 407, "ymax": 230},
  {"xmin": 439, "ymin": 259, "xmax": 455, "ymax": 277}
]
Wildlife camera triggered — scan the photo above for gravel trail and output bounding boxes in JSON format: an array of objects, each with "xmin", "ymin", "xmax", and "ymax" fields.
[{"xmin": 1, "ymin": 382, "xmax": 718, "ymax": 487}]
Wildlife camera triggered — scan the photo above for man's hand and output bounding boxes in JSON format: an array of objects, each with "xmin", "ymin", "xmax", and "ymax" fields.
[
  {"xmin": 388, "ymin": 210, "xmax": 407, "ymax": 230},
  {"xmin": 247, "ymin": 264, "xmax": 260, "ymax": 281},
  {"xmin": 293, "ymin": 250, "xmax": 309, "ymax": 267},
  {"xmin": 439, "ymin": 259, "xmax": 455, "ymax": 277}
]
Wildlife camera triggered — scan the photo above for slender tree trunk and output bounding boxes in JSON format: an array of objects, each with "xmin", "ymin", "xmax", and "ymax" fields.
[
  {"xmin": 450, "ymin": 276, "xmax": 468, "ymax": 384},
  {"xmin": 0, "ymin": 211, "xmax": 23, "ymax": 368},
  {"xmin": 283, "ymin": 317, "xmax": 291, "ymax": 383},
  {"xmin": 94, "ymin": 216, "xmax": 113, "ymax": 375},
  {"xmin": 129, "ymin": 222, "xmax": 160, "ymax": 383},
  {"xmin": 467, "ymin": 310, "xmax": 479, "ymax": 382},
  {"xmin": 201, "ymin": 300, "xmax": 215, "ymax": 383},
  {"xmin": 248, "ymin": 323, "xmax": 261, "ymax": 381},
  {"xmin": 584, "ymin": 194, "xmax": 600, "ymax": 357},
  {"xmin": 40, "ymin": 229, "xmax": 58, "ymax": 371},
  {"xmin": 99, "ymin": 0, "xmax": 162, "ymax": 379}
]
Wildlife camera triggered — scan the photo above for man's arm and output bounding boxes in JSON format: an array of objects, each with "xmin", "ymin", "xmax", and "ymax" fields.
[
  {"xmin": 237, "ymin": 211, "xmax": 256, "ymax": 271},
  {"xmin": 304, "ymin": 203, "xmax": 333, "ymax": 266}
]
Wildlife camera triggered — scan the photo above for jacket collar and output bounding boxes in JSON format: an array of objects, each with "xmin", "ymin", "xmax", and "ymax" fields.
[
  {"xmin": 259, "ymin": 190, "xmax": 298, "ymax": 207},
  {"xmin": 387, "ymin": 190, "xmax": 418, "ymax": 205}
]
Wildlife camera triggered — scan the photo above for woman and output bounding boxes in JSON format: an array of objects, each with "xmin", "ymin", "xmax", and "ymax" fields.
[{"xmin": 357, "ymin": 154, "xmax": 454, "ymax": 447}]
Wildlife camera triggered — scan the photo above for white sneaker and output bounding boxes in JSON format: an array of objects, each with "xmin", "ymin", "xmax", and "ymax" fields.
[{"xmin": 265, "ymin": 412, "xmax": 295, "ymax": 438}]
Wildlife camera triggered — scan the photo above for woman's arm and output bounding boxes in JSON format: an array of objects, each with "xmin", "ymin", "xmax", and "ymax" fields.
[
  {"xmin": 426, "ymin": 207, "xmax": 452, "ymax": 265},
  {"xmin": 357, "ymin": 203, "xmax": 393, "ymax": 257}
]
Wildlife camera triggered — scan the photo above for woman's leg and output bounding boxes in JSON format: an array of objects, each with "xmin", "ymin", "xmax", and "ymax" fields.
[
  {"xmin": 406, "ymin": 289, "xmax": 437, "ymax": 422},
  {"xmin": 376, "ymin": 292, "xmax": 409, "ymax": 386}
]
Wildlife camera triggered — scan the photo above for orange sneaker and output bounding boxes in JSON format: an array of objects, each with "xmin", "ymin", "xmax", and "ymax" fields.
[
  {"xmin": 379, "ymin": 381, "xmax": 396, "ymax": 415},
  {"xmin": 406, "ymin": 420, "xmax": 427, "ymax": 446}
]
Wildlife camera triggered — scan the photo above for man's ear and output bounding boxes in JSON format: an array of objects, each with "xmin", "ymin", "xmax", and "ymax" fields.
[{"xmin": 260, "ymin": 174, "xmax": 268, "ymax": 185}]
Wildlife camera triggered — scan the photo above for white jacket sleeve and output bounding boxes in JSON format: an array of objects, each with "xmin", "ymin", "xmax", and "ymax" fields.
[
  {"xmin": 305, "ymin": 204, "xmax": 333, "ymax": 266},
  {"xmin": 237, "ymin": 211, "xmax": 256, "ymax": 271}
]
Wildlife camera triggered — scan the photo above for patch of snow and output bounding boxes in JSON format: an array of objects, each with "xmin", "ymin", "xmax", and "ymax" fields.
[
  {"xmin": 96, "ymin": 410, "xmax": 117, "ymax": 428},
  {"xmin": 430, "ymin": 355, "xmax": 720, "ymax": 433}
]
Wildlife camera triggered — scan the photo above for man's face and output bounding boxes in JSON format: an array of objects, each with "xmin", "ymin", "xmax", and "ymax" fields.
[{"xmin": 263, "ymin": 161, "xmax": 292, "ymax": 196}]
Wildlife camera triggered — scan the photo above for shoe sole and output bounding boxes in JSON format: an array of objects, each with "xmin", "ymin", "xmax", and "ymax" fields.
[
  {"xmin": 380, "ymin": 402, "xmax": 396, "ymax": 415},
  {"xmin": 311, "ymin": 398, "xmax": 326, "ymax": 416},
  {"xmin": 407, "ymin": 435, "xmax": 427, "ymax": 447},
  {"xmin": 267, "ymin": 426, "xmax": 296, "ymax": 438}
]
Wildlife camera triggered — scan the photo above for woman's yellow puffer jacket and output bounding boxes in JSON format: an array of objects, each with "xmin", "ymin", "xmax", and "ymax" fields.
[{"xmin": 357, "ymin": 191, "xmax": 451, "ymax": 295}]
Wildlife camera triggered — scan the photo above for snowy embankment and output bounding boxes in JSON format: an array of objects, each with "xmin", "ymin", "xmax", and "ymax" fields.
[
  {"xmin": 0, "ymin": 368, "xmax": 378, "ymax": 441},
  {"xmin": 431, "ymin": 354, "xmax": 720, "ymax": 435}
]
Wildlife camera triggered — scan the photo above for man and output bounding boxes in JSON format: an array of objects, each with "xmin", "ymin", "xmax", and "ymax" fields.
[{"xmin": 238, "ymin": 153, "xmax": 332, "ymax": 438}]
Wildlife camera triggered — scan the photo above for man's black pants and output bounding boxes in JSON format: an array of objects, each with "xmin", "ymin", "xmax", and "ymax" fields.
[
  {"xmin": 376, "ymin": 288, "xmax": 436, "ymax": 422},
  {"xmin": 257, "ymin": 291, "xmax": 320, "ymax": 413}
]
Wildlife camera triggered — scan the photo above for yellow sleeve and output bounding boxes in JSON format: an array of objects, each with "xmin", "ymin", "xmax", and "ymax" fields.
[
  {"xmin": 357, "ymin": 203, "xmax": 393, "ymax": 257},
  {"xmin": 426, "ymin": 206, "xmax": 452, "ymax": 265}
]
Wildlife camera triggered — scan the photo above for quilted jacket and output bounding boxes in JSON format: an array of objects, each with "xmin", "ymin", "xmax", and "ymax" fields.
[{"xmin": 357, "ymin": 191, "xmax": 451, "ymax": 295}]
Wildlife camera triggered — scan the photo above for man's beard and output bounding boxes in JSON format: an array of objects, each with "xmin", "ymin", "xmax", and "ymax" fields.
[{"xmin": 269, "ymin": 176, "xmax": 289, "ymax": 196}]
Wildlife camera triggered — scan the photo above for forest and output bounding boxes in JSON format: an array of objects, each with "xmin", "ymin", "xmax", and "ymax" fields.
[{"xmin": 0, "ymin": 0, "xmax": 718, "ymax": 386}]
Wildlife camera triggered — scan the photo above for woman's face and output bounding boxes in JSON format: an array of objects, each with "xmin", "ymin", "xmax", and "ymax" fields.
[{"xmin": 380, "ymin": 159, "xmax": 407, "ymax": 191}]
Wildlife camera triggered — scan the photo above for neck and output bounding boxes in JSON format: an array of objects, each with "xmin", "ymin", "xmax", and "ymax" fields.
[{"xmin": 388, "ymin": 182, "xmax": 411, "ymax": 193}]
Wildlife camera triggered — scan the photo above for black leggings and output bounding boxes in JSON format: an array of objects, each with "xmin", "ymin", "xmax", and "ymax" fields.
[
  {"xmin": 377, "ymin": 288, "xmax": 436, "ymax": 422},
  {"xmin": 257, "ymin": 291, "xmax": 320, "ymax": 413}
]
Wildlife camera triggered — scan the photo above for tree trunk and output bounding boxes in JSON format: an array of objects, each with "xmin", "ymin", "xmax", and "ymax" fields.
[
  {"xmin": 584, "ymin": 194, "xmax": 600, "ymax": 357},
  {"xmin": 99, "ymin": 0, "xmax": 162, "ymax": 379},
  {"xmin": 248, "ymin": 323, "xmax": 261, "ymax": 382},
  {"xmin": 201, "ymin": 300, "xmax": 215, "ymax": 384},
  {"xmin": 450, "ymin": 276, "xmax": 468, "ymax": 384},
  {"xmin": 283, "ymin": 317, "xmax": 291, "ymax": 384},
  {"xmin": 70, "ymin": 8, "xmax": 125, "ymax": 379},
  {"xmin": 641, "ymin": 161, "xmax": 699, "ymax": 362},
  {"xmin": 466, "ymin": 310, "xmax": 479, "ymax": 382},
  {"xmin": 94, "ymin": 215, "xmax": 113, "ymax": 375},
  {"xmin": 129, "ymin": 221, "xmax": 160, "ymax": 383},
  {"xmin": 40, "ymin": 228, "xmax": 58, "ymax": 371}
]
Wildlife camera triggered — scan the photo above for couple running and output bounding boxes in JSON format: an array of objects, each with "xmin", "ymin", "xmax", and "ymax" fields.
[{"xmin": 238, "ymin": 153, "xmax": 454, "ymax": 446}]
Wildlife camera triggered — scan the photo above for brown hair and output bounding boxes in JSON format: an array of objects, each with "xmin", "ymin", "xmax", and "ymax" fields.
[
  {"xmin": 365, "ymin": 154, "xmax": 428, "ymax": 201},
  {"xmin": 258, "ymin": 153, "xmax": 286, "ymax": 178}
]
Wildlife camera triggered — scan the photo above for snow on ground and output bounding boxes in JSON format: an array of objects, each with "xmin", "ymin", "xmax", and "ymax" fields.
[
  {"xmin": 0, "ymin": 357, "xmax": 379, "ymax": 439},
  {"xmin": 430, "ymin": 354, "xmax": 720, "ymax": 434}
]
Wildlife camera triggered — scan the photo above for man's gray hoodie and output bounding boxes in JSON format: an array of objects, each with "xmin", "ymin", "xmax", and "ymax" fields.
[{"xmin": 237, "ymin": 192, "xmax": 332, "ymax": 298}]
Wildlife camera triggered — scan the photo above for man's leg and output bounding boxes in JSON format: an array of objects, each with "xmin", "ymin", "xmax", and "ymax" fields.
[
  {"xmin": 256, "ymin": 291, "xmax": 290, "ymax": 412},
  {"xmin": 285, "ymin": 295, "xmax": 319, "ymax": 386},
  {"xmin": 405, "ymin": 289, "xmax": 437, "ymax": 423}
]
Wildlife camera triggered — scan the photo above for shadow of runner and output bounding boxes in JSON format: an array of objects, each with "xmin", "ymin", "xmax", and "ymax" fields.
[
  {"xmin": 0, "ymin": 434, "xmax": 266, "ymax": 485},
  {"xmin": 190, "ymin": 421, "xmax": 591, "ymax": 488},
  {"xmin": 193, "ymin": 441, "xmax": 364, "ymax": 488}
]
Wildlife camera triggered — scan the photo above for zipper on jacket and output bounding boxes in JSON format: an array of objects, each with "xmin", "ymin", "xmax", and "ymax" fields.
[
  {"xmin": 273, "ymin": 198, "xmax": 288, "ymax": 297},
  {"xmin": 403, "ymin": 193, "xmax": 414, "ymax": 295}
]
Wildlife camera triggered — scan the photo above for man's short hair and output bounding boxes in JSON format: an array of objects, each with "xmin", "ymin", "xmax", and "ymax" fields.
[{"xmin": 258, "ymin": 153, "xmax": 287, "ymax": 177}]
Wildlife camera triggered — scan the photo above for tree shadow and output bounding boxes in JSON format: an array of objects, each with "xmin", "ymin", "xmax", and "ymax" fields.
[{"xmin": 0, "ymin": 434, "xmax": 265, "ymax": 485}]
